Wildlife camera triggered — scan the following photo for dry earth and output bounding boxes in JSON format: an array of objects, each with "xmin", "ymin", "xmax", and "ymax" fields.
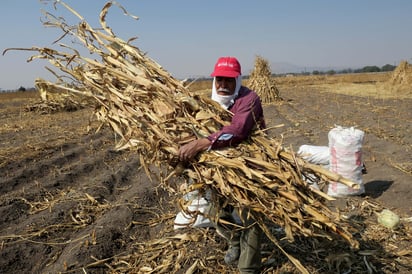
[{"xmin": 0, "ymin": 74, "xmax": 411, "ymax": 274}]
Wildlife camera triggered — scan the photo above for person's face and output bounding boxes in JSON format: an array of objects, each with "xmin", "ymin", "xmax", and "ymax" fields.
[{"xmin": 215, "ymin": 77, "xmax": 236, "ymax": 95}]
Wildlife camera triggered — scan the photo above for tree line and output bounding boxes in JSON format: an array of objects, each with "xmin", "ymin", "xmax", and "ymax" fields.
[{"xmin": 310, "ymin": 64, "xmax": 396, "ymax": 76}]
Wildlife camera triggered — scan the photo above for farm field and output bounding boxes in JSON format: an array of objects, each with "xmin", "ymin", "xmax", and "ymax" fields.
[{"xmin": 0, "ymin": 73, "xmax": 411, "ymax": 273}]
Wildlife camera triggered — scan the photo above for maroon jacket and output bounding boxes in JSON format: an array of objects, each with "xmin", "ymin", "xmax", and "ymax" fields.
[{"xmin": 207, "ymin": 86, "xmax": 266, "ymax": 149}]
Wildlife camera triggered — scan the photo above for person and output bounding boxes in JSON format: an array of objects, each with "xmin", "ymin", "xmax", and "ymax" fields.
[{"xmin": 178, "ymin": 56, "xmax": 265, "ymax": 274}]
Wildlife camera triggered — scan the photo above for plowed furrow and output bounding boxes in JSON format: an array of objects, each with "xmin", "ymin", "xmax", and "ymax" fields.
[{"xmin": 0, "ymin": 130, "xmax": 111, "ymax": 195}]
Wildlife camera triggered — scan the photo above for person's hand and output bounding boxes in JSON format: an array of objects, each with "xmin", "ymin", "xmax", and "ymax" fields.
[{"xmin": 178, "ymin": 138, "xmax": 211, "ymax": 161}]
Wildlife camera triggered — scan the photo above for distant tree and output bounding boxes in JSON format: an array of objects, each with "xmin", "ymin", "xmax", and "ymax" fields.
[
  {"xmin": 381, "ymin": 64, "xmax": 396, "ymax": 72},
  {"xmin": 339, "ymin": 68, "xmax": 353, "ymax": 74},
  {"xmin": 361, "ymin": 66, "xmax": 380, "ymax": 73},
  {"xmin": 326, "ymin": 70, "xmax": 336, "ymax": 75},
  {"xmin": 312, "ymin": 70, "xmax": 320, "ymax": 75},
  {"xmin": 18, "ymin": 86, "xmax": 26, "ymax": 92}
]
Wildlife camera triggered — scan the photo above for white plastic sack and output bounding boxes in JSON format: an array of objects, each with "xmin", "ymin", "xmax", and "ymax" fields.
[
  {"xmin": 174, "ymin": 197, "xmax": 213, "ymax": 229},
  {"xmin": 298, "ymin": 145, "xmax": 330, "ymax": 166},
  {"xmin": 327, "ymin": 126, "xmax": 365, "ymax": 197},
  {"xmin": 298, "ymin": 145, "xmax": 330, "ymax": 189},
  {"xmin": 174, "ymin": 191, "xmax": 213, "ymax": 230}
]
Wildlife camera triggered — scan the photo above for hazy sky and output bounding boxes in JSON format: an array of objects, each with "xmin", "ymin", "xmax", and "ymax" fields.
[{"xmin": 1, "ymin": 0, "xmax": 411, "ymax": 90}]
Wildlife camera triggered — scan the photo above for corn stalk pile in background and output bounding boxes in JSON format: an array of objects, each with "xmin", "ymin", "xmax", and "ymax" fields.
[
  {"xmin": 387, "ymin": 60, "xmax": 412, "ymax": 94},
  {"xmin": 248, "ymin": 55, "xmax": 282, "ymax": 103},
  {"xmin": 24, "ymin": 78, "xmax": 94, "ymax": 113},
  {"xmin": 7, "ymin": 1, "xmax": 362, "ymax": 272}
]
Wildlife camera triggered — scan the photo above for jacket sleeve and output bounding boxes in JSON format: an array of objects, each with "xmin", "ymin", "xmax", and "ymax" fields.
[{"xmin": 207, "ymin": 91, "xmax": 264, "ymax": 149}]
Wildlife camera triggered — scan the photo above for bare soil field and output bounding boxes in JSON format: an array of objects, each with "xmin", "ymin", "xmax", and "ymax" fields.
[{"xmin": 1, "ymin": 73, "xmax": 411, "ymax": 274}]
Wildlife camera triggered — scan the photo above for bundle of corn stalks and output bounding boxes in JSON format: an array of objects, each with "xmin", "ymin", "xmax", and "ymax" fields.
[
  {"xmin": 389, "ymin": 61, "xmax": 412, "ymax": 85},
  {"xmin": 387, "ymin": 60, "xmax": 412, "ymax": 94},
  {"xmin": 23, "ymin": 78, "xmax": 94, "ymax": 113},
  {"xmin": 6, "ymin": 1, "xmax": 361, "ymax": 272},
  {"xmin": 248, "ymin": 55, "xmax": 282, "ymax": 103}
]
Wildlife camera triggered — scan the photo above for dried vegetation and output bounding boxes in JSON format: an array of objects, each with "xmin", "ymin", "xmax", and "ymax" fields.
[
  {"xmin": 386, "ymin": 60, "xmax": 412, "ymax": 95},
  {"xmin": 1, "ymin": 1, "xmax": 412, "ymax": 273},
  {"xmin": 248, "ymin": 55, "xmax": 282, "ymax": 103}
]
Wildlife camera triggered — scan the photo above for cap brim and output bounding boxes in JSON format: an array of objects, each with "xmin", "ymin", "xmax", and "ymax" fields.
[{"xmin": 210, "ymin": 71, "xmax": 240, "ymax": 78}]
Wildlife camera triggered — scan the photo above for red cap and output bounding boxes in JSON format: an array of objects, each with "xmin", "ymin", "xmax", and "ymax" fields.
[{"xmin": 210, "ymin": 57, "xmax": 241, "ymax": 78}]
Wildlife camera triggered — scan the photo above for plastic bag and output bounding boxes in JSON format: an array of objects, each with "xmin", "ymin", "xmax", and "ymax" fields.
[
  {"xmin": 173, "ymin": 195, "xmax": 213, "ymax": 230},
  {"xmin": 298, "ymin": 145, "xmax": 330, "ymax": 165},
  {"xmin": 298, "ymin": 145, "xmax": 330, "ymax": 189},
  {"xmin": 174, "ymin": 186, "xmax": 213, "ymax": 230},
  {"xmin": 327, "ymin": 126, "xmax": 365, "ymax": 197}
]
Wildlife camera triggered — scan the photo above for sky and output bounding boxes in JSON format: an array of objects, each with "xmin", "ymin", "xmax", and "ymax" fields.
[{"xmin": 1, "ymin": 0, "xmax": 412, "ymax": 90}]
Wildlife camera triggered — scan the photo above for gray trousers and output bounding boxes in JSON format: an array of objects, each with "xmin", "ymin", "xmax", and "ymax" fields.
[{"xmin": 213, "ymin": 206, "xmax": 262, "ymax": 274}]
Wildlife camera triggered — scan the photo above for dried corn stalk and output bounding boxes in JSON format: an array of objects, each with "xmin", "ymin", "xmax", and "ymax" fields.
[
  {"xmin": 6, "ymin": 1, "xmax": 360, "ymax": 272},
  {"xmin": 24, "ymin": 78, "xmax": 94, "ymax": 113},
  {"xmin": 248, "ymin": 55, "xmax": 281, "ymax": 103},
  {"xmin": 386, "ymin": 60, "xmax": 412, "ymax": 95},
  {"xmin": 389, "ymin": 60, "xmax": 412, "ymax": 86}
]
